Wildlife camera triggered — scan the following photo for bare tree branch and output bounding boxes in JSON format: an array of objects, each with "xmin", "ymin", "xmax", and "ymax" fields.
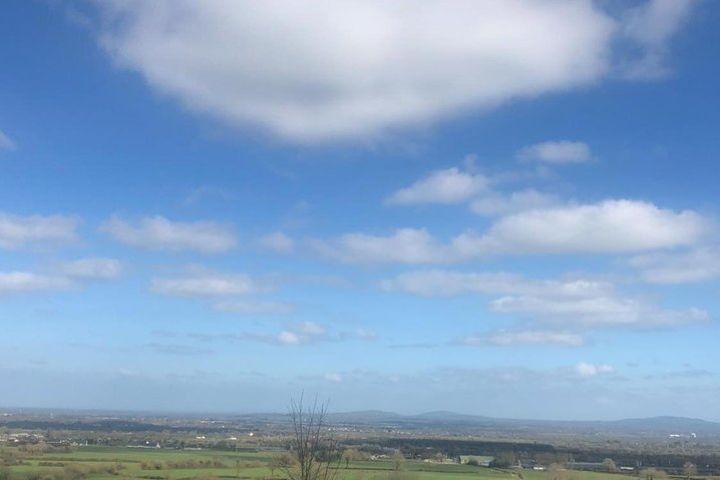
[{"xmin": 282, "ymin": 393, "xmax": 341, "ymax": 480}]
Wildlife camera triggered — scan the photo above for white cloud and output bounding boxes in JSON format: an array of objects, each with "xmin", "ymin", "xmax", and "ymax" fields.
[
  {"xmin": 0, "ymin": 213, "xmax": 80, "ymax": 249},
  {"xmin": 0, "ymin": 259, "xmax": 124, "ymax": 296},
  {"xmin": 629, "ymin": 247, "xmax": 720, "ymax": 284},
  {"xmin": 0, "ymin": 130, "xmax": 16, "ymax": 151},
  {"xmin": 383, "ymin": 269, "xmax": 709, "ymax": 330},
  {"xmin": 277, "ymin": 331, "xmax": 301, "ymax": 345},
  {"xmin": 575, "ymin": 362, "xmax": 614, "ymax": 378},
  {"xmin": 463, "ymin": 330, "xmax": 585, "ymax": 347},
  {"xmin": 321, "ymin": 200, "xmax": 709, "ymax": 264},
  {"xmin": 387, "ymin": 161, "xmax": 559, "ymax": 215},
  {"xmin": 92, "ymin": 1, "xmax": 694, "ymax": 142},
  {"xmin": 324, "ymin": 373, "xmax": 343, "ymax": 383},
  {"xmin": 387, "ymin": 167, "xmax": 488, "ymax": 205},
  {"xmin": 0, "ymin": 272, "xmax": 72, "ymax": 294},
  {"xmin": 517, "ymin": 140, "xmax": 591, "ymax": 164},
  {"xmin": 257, "ymin": 232, "xmax": 294, "ymax": 254},
  {"xmin": 469, "ymin": 189, "xmax": 560, "ymax": 216},
  {"xmin": 462, "ymin": 200, "xmax": 708, "ymax": 255},
  {"xmin": 213, "ymin": 299, "xmax": 295, "ymax": 315},
  {"xmin": 351, "ymin": 328, "xmax": 379, "ymax": 341},
  {"xmin": 58, "ymin": 257, "xmax": 123, "ymax": 280},
  {"xmin": 215, "ymin": 321, "xmax": 370, "ymax": 346},
  {"xmin": 277, "ymin": 321, "xmax": 327, "ymax": 345},
  {"xmin": 152, "ymin": 272, "xmax": 263, "ymax": 297},
  {"xmin": 294, "ymin": 321, "xmax": 325, "ymax": 336},
  {"xmin": 101, "ymin": 216, "xmax": 237, "ymax": 253},
  {"xmin": 381, "ymin": 270, "xmax": 611, "ymax": 298},
  {"xmin": 314, "ymin": 228, "xmax": 449, "ymax": 264},
  {"xmin": 491, "ymin": 294, "xmax": 708, "ymax": 329}
]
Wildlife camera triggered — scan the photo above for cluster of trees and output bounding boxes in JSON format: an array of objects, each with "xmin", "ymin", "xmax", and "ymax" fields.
[
  {"xmin": 341, "ymin": 449, "xmax": 369, "ymax": 468},
  {"xmin": 490, "ymin": 452, "xmax": 518, "ymax": 468},
  {"xmin": 16, "ymin": 445, "xmax": 69, "ymax": 456}
]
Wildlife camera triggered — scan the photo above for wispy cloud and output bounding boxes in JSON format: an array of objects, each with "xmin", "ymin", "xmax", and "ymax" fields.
[
  {"xmin": 314, "ymin": 228, "xmax": 448, "ymax": 264},
  {"xmin": 461, "ymin": 330, "xmax": 586, "ymax": 348},
  {"xmin": 619, "ymin": 0, "xmax": 696, "ymax": 79},
  {"xmin": 0, "ymin": 271, "xmax": 72, "ymax": 295},
  {"xmin": 517, "ymin": 140, "xmax": 592, "ymax": 164},
  {"xmin": 469, "ymin": 189, "xmax": 561, "ymax": 216},
  {"xmin": 145, "ymin": 343, "xmax": 214, "ymax": 356},
  {"xmin": 183, "ymin": 185, "xmax": 235, "ymax": 206},
  {"xmin": 629, "ymin": 247, "xmax": 720, "ymax": 284},
  {"xmin": 57, "ymin": 257, "xmax": 123, "ymax": 280},
  {"xmin": 257, "ymin": 232, "xmax": 295, "ymax": 254},
  {"xmin": 0, "ymin": 130, "xmax": 16, "ymax": 151},
  {"xmin": 152, "ymin": 271, "xmax": 266, "ymax": 297},
  {"xmin": 0, "ymin": 259, "xmax": 123, "ymax": 295},
  {"xmin": 575, "ymin": 362, "xmax": 614, "ymax": 378},
  {"xmin": 383, "ymin": 269, "xmax": 708, "ymax": 330},
  {"xmin": 0, "ymin": 213, "xmax": 80, "ymax": 250},
  {"xmin": 213, "ymin": 299, "xmax": 296, "ymax": 315},
  {"xmin": 101, "ymin": 215, "xmax": 237, "ymax": 253},
  {"xmin": 181, "ymin": 322, "xmax": 377, "ymax": 347}
]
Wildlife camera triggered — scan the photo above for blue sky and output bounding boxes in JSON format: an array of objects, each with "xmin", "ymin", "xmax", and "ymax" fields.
[{"xmin": 1, "ymin": 0, "xmax": 720, "ymax": 419}]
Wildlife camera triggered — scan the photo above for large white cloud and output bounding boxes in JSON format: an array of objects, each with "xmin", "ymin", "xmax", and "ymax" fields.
[
  {"xmin": 94, "ymin": 1, "xmax": 692, "ymax": 142},
  {"xmin": 101, "ymin": 216, "xmax": 237, "ymax": 253},
  {"xmin": 0, "ymin": 213, "xmax": 80, "ymax": 250}
]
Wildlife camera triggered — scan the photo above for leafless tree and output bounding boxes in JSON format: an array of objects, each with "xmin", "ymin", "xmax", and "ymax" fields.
[
  {"xmin": 283, "ymin": 394, "xmax": 341, "ymax": 480},
  {"xmin": 683, "ymin": 462, "xmax": 697, "ymax": 479}
]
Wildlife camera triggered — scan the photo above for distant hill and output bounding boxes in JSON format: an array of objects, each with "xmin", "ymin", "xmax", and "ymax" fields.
[
  {"xmin": 4, "ymin": 407, "xmax": 720, "ymax": 437},
  {"xmin": 324, "ymin": 410, "xmax": 720, "ymax": 435},
  {"xmin": 604, "ymin": 416, "xmax": 720, "ymax": 433}
]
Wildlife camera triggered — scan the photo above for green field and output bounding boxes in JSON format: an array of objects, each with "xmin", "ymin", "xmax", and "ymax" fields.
[{"xmin": 0, "ymin": 446, "xmax": 660, "ymax": 480}]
